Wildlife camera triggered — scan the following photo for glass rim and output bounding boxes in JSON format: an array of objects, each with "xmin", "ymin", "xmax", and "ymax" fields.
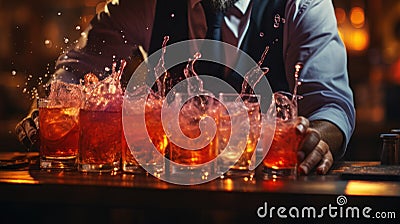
[
  {"xmin": 218, "ymin": 92, "xmax": 261, "ymax": 97},
  {"xmin": 37, "ymin": 98, "xmax": 82, "ymax": 109}
]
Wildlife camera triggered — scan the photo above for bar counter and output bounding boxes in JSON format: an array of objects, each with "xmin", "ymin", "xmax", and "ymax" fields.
[{"xmin": 0, "ymin": 152, "xmax": 399, "ymax": 223}]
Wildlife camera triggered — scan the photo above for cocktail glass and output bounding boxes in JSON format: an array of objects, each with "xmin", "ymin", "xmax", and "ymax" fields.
[
  {"xmin": 262, "ymin": 92, "xmax": 303, "ymax": 179},
  {"xmin": 123, "ymin": 92, "xmax": 166, "ymax": 176},
  {"xmin": 217, "ymin": 93, "xmax": 261, "ymax": 177},
  {"xmin": 78, "ymin": 109, "xmax": 122, "ymax": 172},
  {"xmin": 78, "ymin": 71, "xmax": 123, "ymax": 173},
  {"xmin": 121, "ymin": 134, "xmax": 143, "ymax": 173},
  {"xmin": 38, "ymin": 98, "xmax": 79, "ymax": 169},
  {"xmin": 163, "ymin": 92, "xmax": 219, "ymax": 180}
]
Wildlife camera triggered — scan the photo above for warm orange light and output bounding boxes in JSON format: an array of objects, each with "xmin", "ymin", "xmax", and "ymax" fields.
[
  {"xmin": 349, "ymin": 29, "xmax": 369, "ymax": 51},
  {"xmin": 345, "ymin": 181, "xmax": 399, "ymax": 196},
  {"xmin": 338, "ymin": 29, "xmax": 345, "ymax": 45},
  {"xmin": 390, "ymin": 56, "xmax": 400, "ymax": 85},
  {"xmin": 350, "ymin": 7, "xmax": 365, "ymax": 28},
  {"xmin": 335, "ymin": 8, "xmax": 346, "ymax": 25},
  {"xmin": 225, "ymin": 178, "xmax": 234, "ymax": 191}
]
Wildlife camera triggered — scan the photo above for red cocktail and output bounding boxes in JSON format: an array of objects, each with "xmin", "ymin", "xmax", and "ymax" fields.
[
  {"xmin": 263, "ymin": 119, "xmax": 303, "ymax": 178},
  {"xmin": 78, "ymin": 110, "xmax": 121, "ymax": 172},
  {"xmin": 123, "ymin": 94, "xmax": 166, "ymax": 175},
  {"xmin": 39, "ymin": 101, "xmax": 79, "ymax": 169},
  {"xmin": 262, "ymin": 91, "xmax": 304, "ymax": 179}
]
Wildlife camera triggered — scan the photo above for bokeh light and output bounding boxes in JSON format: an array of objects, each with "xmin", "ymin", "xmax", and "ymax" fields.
[{"xmin": 350, "ymin": 7, "xmax": 365, "ymax": 28}]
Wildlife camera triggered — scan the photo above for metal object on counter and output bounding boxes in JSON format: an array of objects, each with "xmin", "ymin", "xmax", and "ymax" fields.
[
  {"xmin": 390, "ymin": 129, "xmax": 400, "ymax": 165},
  {"xmin": 380, "ymin": 133, "xmax": 399, "ymax": 165}
]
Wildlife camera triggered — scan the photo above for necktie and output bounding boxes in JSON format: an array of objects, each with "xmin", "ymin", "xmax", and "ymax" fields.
[
  {"xmin": 221, "ymin": 5, "xmax": 251, "ymax": 77},
  {"xmin": 221, "ymin": 6, "xmax": 245, "ymax": 47}
]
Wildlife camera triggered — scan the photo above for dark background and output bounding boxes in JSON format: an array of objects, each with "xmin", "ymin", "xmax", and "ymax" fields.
[{"xmin": 1, "ymin": 0, "xmax": 400, "ymax": 161}]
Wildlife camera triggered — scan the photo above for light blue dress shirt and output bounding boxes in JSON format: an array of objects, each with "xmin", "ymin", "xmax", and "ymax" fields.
[{"xmin": 283, "ymin": 0, "xmax": 355, "ymax": 151}]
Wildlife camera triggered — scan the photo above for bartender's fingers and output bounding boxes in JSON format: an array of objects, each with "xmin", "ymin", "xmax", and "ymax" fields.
[
  {"xmin": 30, "ymin": 109, "xmax": 39, "ymax": 129},
  {"xmin": 15, "ymin": 120, "xmax": 31, "ymax": 149},
  {"xmin": 15, "ymin": 117, "xmax": 39, "ymax": 151},
  {"xmin": 295, "ymin": 116, "xmax": 309, "ymax": 135},
  {"xmin": 316, "ymin": 149, "xmax": 334, "ymax": 175},
  {"xmin": 297, "ymin": 128, "xmax": 320, "ymax": 162},
  {"xmin": 298, "ymin": 140, "xmax": 329, "ymax": 175},
  {"xmin": 294, "ymin": 116, "xmax": 309, "ymax": 161}
]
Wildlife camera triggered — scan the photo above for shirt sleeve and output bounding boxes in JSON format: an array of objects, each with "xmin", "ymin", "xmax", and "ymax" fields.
[
  {"xmin": 53, "ymin": 0, "xmax": 155, "ymax": 83},
  {"xmin": 283, "ymin": 0, "xmax": 356, "ymax": 151}
]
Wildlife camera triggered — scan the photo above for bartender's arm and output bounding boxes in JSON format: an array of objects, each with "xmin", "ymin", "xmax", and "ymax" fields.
[{"xmin": 284, "ymin": 0, "xmax": 356, "ymax": 174}]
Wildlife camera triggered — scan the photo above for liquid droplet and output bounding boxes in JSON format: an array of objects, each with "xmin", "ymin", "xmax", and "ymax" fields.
[
  {"xmin": 57, "ymin": 12, "xmax": 62, "ymax": 16},
  {"xmin": 274, "ymin": 14, "xmax": 281, "ymax": 28},
  {"xmin": 75, "ymin": 25, "xmax": 81, "ymax": 30},
  {"xmin": 171, "ymin": 13, "xmax": 175, "ymax": 18},
  {"xmin": 11, "ymin": 70, "xmax": 16, "ymax": 76},
  {"xmin": 64, "ymin": 38, "xmax": 69, "ymax": 44},
  {"xmin": 44, "ymin": 39, "xmax": 52, "ymax": 48},
  {"xmin": 259, "ymin": 32, "xmax": 264, "ymax": 37},
  {"xmin": 292, "ymin": 62, "xmax": 303, "ymax": 104}
]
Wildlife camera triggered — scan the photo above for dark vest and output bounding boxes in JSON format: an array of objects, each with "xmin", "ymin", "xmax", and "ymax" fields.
[{"xmin": 148, "ymin": 0, "xmax": 288, "ymax": 93}]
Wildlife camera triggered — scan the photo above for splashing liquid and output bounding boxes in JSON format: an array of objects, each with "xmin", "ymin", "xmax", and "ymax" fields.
[
  {"xmin": 154, "ymin": 36, "xmax": 170, "ymax": 98},
  {"xmin": 82, "ymin": 60, "xmax": 126, "ymax": 111},
  {"xmin": 258, "ymin": 46, "xmax": 270, "ymax": 67},
  {"xmin": 273, "ymin": 14, "xmax": 286, "ymax": 29},
  {"xmin": 291, "ymin": 62, "xmax": 303, "ymax": 106},
  {"xmin": 183, "ymin": 52, "xmax": 204, "ymax": 95},
  {"xmin": 111, "ymin": 60, "xmax": 126, "ymax": 82},
  {"xmin": 240, "ymin": 45, "xmax": 270, "ymax": 95},
  {"xmin": 240, "ymin": 13, "xmax": 287, "ymax": 95}
]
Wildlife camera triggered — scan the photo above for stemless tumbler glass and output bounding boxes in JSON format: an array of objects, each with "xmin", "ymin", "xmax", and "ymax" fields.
[
  {"xmin": 262, "ymin": 92, "xmax": 304, "ymax": 179},
  {"xmin": 217, "ymin": 93, "xmax": 261, "ymax": 177},
  {"xmin": 39, "ymin": 98, "xmax": 79, "ymax": 169},
  {"xmin": 78, "ymin": 109, "xmax": 122, "ymax": 172}
]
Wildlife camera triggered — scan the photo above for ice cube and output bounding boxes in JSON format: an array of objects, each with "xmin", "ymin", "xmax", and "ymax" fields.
[
  {"xmin": 267, "ymin": 92, "xmax": 297, "ymax": 121},
  {"xmin": 82, "ymin": 62, "xmax": 125, "ymax": 111},
  {"xmin": 47, "ymin": 80, "xmax": 83, "ymax": 108}
]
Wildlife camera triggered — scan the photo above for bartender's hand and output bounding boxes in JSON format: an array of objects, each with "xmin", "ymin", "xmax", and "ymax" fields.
[
  {"xmin": 15, "ymin": 102, "xmax": 40, "ymax": 151},
  {"xmin": 295, "ymin": 117, "xmax": 344, "ymax": 175}
]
